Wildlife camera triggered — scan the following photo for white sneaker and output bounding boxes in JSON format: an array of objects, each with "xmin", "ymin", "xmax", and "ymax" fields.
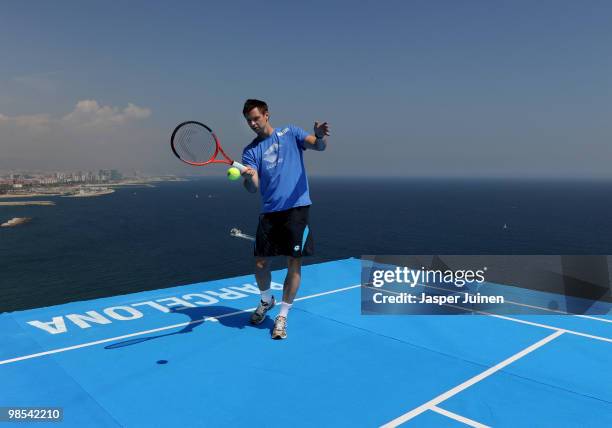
[
  {"xmin": 272, "ymin": 315, "xmax": 287, "ymax": 339},
  {"xmin": 250, "ymin": 296, "xmax": 275, "ymax": 325}
]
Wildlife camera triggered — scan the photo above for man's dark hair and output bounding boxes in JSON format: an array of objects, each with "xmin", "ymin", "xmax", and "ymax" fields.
[{"xmin": 243, "ymin": 99, "xmax": 268, "ymax": 116}]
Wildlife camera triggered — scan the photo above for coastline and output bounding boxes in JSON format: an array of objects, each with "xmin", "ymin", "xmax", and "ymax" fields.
[
  {"xmin": 0, "ymin": 193, "xmax": 63, "ymax": 199},
  {"xmin": 0, "ymin": 201, "xmax": 55, "ymax": 206},
  {"xmin": 0, "ymin": 177, "xmax": 186, "ymax": 200},
  {"xmin": 62, "ymin": 189, "xmax": 115, "ymax": 198}
]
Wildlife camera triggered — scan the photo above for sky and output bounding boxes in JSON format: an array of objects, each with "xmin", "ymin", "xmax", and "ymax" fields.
[{"xmin": 1, "ymin": 0, "xmax": 611, "ymax": 178}]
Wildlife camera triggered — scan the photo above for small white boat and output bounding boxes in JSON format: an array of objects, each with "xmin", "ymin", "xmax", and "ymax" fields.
[
  {"xmin": 230, "ymin": 228, "xmax": 255, "ymax": 242},
  {"xmin": 1, "ymin": 217, "xmax": 32, "ymax": 227}
]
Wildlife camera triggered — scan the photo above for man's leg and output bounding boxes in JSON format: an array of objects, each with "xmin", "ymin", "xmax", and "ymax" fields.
[
  {"xmin": 255, "ymin": 257, "xmax": 272, "ymax": 296},
  {"xmin": 250, "ymin": 257, "xmax": 275, "ymax": 324},
  {"xmin": 282, "ymin": 256, "xmax": 302, "ymax": 304},
  {"xmin": 272, "ymin": 257, "xmax": 302, "ymax": 339}
]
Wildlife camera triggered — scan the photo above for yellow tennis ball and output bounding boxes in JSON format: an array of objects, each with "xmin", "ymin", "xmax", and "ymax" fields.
[{"xmin": 227, "ymin": 167, "xmax": 241, "ymax": 181}]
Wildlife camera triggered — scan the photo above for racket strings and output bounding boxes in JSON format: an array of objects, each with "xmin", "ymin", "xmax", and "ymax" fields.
[
  {"xmin": 177, "ymin": 127, "xmax": 198, "ymax": 161},
  {"xmin": 174, "ymin": 123, "xmax": 217, "ymax": 163}
]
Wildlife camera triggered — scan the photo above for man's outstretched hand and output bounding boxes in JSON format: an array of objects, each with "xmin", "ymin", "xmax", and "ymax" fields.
[{"xmin": 314, "ymin": 121, "xmax": 330, "ymax": 138}]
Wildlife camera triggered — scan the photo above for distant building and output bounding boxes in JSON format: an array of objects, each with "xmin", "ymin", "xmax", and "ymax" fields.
[
  {"xmin": 98, "ymin": 170, "xmax": 111, "ymax": 182},
  {"xmin": 110, "ymin": 169, "xmax": 122, "ymax": 181}
]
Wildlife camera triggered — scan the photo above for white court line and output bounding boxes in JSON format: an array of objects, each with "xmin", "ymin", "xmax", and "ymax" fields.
[
  {"xmin": 484, "ymin": 313, "xmax": 612, "ymax": 343},
  {"xmin": 502, "ymin": 301, "xmax": 612, "ymax": 323},
  {"xmin": 430, "ymin": 405, "xmax": 490, "ymax": 428},
  {"xmin": 0, "ymin": 284, "xmax": 362, "ymax": 366},
  {"xmin": 380, "ymin": 331, "xmax": 565, "ymax": 427},
  {"xmin": 366, "ymin": 286, "xmax": 612, "ymax": 343},
  {"xmin": 420, "ymin": 282, "xmax": 612, "ymax": 323}
]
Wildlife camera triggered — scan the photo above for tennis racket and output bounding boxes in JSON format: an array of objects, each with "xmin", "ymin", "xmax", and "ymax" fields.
[{"xmin": 170, "ymin": 121, "xmax": 246, "ymax": 172}]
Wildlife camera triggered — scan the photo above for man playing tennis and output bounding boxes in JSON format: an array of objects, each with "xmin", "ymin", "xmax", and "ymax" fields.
[{"xmin": 241, "ymin": 99, "xmax": 329, "ymax": 339}]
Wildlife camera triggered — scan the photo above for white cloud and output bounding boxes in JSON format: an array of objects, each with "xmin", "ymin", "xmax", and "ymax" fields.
[
  {"xmin": 62, "ymin": 99, "xmax": 151, "ymax": 127},
  {"xmin": 0, "ymin": 99, "xmax": 151, "ymax": 129},
  {"xmin": 124, "ymin": 103, "xmax": 151, "ymax": 119},
  {"xmin": 0, "ymin": 100, "xmax": 157, "ymax": 171}
]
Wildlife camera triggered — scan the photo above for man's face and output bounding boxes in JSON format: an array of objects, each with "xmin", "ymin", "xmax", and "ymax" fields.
[{"xmin": 244, "ymin": 107, "xmax": 269, "ymax": 135}]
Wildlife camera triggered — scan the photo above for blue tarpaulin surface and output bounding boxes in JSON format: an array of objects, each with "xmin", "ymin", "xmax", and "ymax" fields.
[{"xmin": 1, "ymin": 258, "xmax": 610, "ymax": 427}]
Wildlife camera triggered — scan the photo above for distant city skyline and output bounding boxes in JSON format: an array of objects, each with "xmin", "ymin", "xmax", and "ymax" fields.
[
  {"xmin": 1, "ymin": 1, "xmax": 612, "ymax": 178},
  {"xmin": 0, "ymin": 168, "xmax": 148, "ymax": 177}
]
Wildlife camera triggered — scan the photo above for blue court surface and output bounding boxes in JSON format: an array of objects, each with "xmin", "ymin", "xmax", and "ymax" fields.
[{"xmin": 1, "ymin": 258, "xmax": 610, "ymax": 427}]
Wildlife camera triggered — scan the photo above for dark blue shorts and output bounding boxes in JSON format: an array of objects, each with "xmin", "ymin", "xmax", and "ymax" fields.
[{"xmin": 255, "ymin": 205, "xmax": 314, "ymax": 258}]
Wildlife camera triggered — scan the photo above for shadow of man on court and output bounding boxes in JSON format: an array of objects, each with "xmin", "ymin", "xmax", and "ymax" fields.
[{"xmin": 104, "ymin": 305, "xmax": 275, "ymax": 350}]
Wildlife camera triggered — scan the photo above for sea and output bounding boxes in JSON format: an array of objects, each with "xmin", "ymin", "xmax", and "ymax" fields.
[{"xmin": 2, "ymin": 178, "xmax": 612, "ymax": 312}]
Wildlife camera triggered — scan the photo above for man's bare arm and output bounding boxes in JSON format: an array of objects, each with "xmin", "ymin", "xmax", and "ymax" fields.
[
  {"xmin": 303, "ymin": 134, "xmax": 327, "ymax": 151},
  {"xmin": 303, "ymin": 121, "xmax": 329, "ymax": 151}
]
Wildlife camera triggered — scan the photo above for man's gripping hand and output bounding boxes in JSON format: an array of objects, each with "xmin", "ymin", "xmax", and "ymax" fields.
[
  {"xmin": 241, "ymin": 166, "xmax": 259, "ymax": 193},
  {"xmin": 241, "ymin": 166, "xmax": 256, "ymax": 180}
]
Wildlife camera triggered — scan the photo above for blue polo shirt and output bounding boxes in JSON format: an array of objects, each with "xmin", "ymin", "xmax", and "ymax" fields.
[{"xmin": 242, "ymin": 125, "xmax": 312, "ymax": 213}]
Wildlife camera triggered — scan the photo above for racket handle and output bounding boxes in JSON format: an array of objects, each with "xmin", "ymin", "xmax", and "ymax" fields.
[{"xmin": 232, "ymin": 161, "xmax": 247, "ymax": 172}]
